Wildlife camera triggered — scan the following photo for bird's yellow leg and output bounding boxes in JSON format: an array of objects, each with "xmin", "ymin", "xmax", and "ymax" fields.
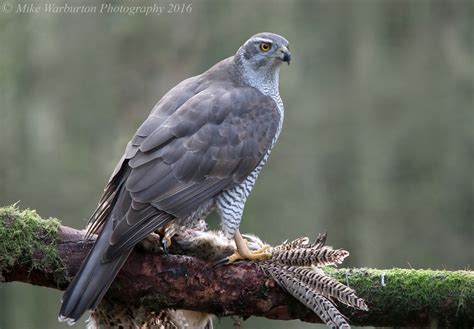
[{"xmin": 226, "ymin": 230, "xmax": 272, "ymax": 264}]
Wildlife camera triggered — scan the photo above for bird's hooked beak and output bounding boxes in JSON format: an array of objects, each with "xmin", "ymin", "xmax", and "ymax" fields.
[{"xmin": 278, "ymin": 45, "xmax": 291, "ymax": 65}]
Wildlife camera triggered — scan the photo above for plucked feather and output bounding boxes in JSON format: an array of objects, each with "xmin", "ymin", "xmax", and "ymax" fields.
[
  {"xmin": 270, "ymin": 236, "xmax": 349, "ymax": 267},
  {"xmin": 265, "ymin": 264, "xmax": 350, "ymax": 329}
]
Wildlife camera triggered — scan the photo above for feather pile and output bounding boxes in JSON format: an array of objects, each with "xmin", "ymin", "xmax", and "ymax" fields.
[{"xmin": 257, "ymin": 234, "xmax": 368, "ymax": 329}]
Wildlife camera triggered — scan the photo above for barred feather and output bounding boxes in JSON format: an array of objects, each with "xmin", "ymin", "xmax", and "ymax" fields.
[
  {"xmin": 265, "ymin": 264, "xmax": 350, "ymax": 329},
  {"xmin": 271, "ymin": 244, "xmax": 349, "ymax": 267},
  {"xmin": 283, "ymin": 266, "xmax": 368, "ymax": 311},
  {"xmin": 308, "ymin": 233, "xmax": 328, "ymax": 250},
  {"xmin": 273, "ymin": 237, "xmax": 310, "ymax": 251},
  {"xmin": 272, "ymin": 233, "xmax": 328, "ymax": 252}
]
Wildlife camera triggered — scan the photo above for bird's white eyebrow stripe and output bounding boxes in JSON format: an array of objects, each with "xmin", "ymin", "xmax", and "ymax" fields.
[{"xmin": 254, "ymin": 37, "xmax": 273, "ymax": 44}]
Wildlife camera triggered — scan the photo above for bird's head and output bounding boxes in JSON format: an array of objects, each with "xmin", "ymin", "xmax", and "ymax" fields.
[{"xmin": 235, "ymin": 32, "xmax": 291, "ymax": 85}]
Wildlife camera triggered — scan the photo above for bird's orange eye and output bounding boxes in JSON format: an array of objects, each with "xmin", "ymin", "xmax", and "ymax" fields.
[{"xmin": 259, "ymin": 42, "xmax": 271, "ymax": 52}]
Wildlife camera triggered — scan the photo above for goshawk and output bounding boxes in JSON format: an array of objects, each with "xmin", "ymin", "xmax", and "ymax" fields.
[{"xmin": 59, "ymin": 32, "xmax": 291, "ymax": 324}]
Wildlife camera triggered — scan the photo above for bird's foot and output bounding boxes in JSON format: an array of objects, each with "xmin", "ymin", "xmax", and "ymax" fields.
[
  {"xmin": 157, "ymin": 224, "xmax": 177, "ymax": 254},
  {"xmin": 226, "ymin": 245, "xmax": 272, "ymax": 263},
  {"xmin": 219, "ymin": 230, "xmax": 272, "ymax": 265},
  {"xmin": 161, "ymin": 235, "xmax": 172, "ymax": 253}
]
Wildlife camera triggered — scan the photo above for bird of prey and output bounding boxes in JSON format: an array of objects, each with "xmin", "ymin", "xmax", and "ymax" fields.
[{"xmin": 59, "ymin": 32, "xmax": 291, "ymax": 324}]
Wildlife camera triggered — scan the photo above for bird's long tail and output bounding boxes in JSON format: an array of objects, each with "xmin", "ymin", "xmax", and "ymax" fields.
[
  {"xmin": 58, "ymin": 183, "xmax": 172, "ymax": 324},
  {"xmin": 58, "ymin": 215, "xmax": 131, "ymax": 325}
]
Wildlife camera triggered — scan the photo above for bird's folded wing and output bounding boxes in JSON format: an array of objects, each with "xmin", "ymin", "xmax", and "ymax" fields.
[
  {"xmin": 124, "ymin": 85, "xmax": 280, "ymax": 218},
  {"xmin": 92, "ymin": 84, "xmax": 280, "ymax": 259}
]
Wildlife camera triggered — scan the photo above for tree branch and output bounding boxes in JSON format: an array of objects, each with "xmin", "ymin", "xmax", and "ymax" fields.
[{"xmin": 1, "ymin": 205, "xmax": 473, "ymax": 327}]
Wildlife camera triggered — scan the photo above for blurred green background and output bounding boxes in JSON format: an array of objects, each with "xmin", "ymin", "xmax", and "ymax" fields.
[{"xmin": 1, "ymin": 0, "xmax": 473, "ymax": 328}]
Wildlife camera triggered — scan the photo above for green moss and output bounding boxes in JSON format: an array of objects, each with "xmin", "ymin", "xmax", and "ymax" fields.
[
  {"xmin": 324, "ymin": 267, "xmax": 474, "ymax": 326},
  {"xmin": 0, "ymin": 205, "xmax": 66, "ymax": 283}
]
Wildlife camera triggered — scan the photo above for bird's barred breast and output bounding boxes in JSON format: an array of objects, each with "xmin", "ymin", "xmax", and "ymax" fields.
[{"xmin": 217, "ymin": 94, "xmax": 284, "ymax": 237}]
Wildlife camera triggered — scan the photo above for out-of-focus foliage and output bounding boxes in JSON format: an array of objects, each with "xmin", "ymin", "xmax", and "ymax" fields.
[{"xmin": 0, "ymin": 0, "xmax": 472, "ymax": 328}]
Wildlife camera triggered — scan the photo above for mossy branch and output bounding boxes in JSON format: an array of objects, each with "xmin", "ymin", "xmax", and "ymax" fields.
[{"xmin": 1, "ymin": 205, "xmax": 473, "ymax": 327}]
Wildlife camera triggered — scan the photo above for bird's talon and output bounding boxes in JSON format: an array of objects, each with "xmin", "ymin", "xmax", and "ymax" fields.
[
  {"xmin": 161, "ymin": 237, "xmax": 171, "ymax": 254},
  {"xmin": 227, "ymin": 252, "xmax": 243, "ymax": 264},
  {"xmin": 159, "ymin": 224, "xmax": 176, "ymax": 254}
]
